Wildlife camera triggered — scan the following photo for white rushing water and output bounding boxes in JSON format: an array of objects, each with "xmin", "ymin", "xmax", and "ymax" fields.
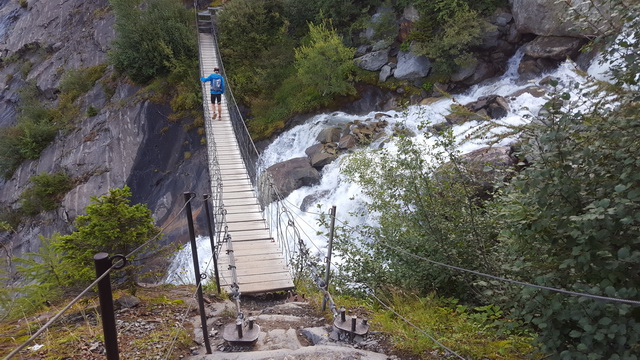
[
  {"xmin": 165, "ymin": 235, "xmax": 217, "ymax": 285},
  {"xmin": 167, "ymin": 50, "xmax": 608, "ymax": 284}
]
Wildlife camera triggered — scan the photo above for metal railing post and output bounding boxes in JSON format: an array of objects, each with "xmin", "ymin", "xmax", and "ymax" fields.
[
  {"xmin": 203, "ymin": 194, "xmax": 221, "ymax": 294},
  {"xmin": 322, "ymin": 205, "xmax": 337, "ymax": 311},
  {"xmin": 184, "ymin": 192, "xmax": 212, "ymax": 354},
  {"xmin": 93, "ymin": 253, "xmax": 119, "ymax": 360}
]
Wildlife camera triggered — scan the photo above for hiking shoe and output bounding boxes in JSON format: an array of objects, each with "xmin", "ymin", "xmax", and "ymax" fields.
[{"xmin": 212, "ymin": 113, "xmax": 217, "ymax": 120}]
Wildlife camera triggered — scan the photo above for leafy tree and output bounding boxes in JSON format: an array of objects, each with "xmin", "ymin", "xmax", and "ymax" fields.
[
  {"xmin": 493, "ymin": 2, "xmax": 640, "ymax": 357},
  {"xmin": 217, "ymin": 0, "xmax": 295, "ymax": 103},
  {"xmin": 109, "ymin": 0, "xmax": 197, "ymax": 84},
  {"xmin": 55, "ymin": 186, "xmax": 161, "ymax": 290},
  {"xmin": 340, "ymin": 129, "xmax": 499, "ymax": 300},
  {"xmin": 294, "ymin": 21, "xmax": 356, "ymax": 99}
]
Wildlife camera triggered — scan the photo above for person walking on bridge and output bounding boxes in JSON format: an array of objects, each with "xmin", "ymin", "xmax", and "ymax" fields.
[{"xmin": 201, "ymin": 67, "xmax": 225, "ymax": 121}]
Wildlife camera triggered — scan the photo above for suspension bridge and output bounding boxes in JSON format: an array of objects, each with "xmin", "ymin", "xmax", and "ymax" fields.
[{"xmin": 196, "ymin": 11, "xmax": 294, "ymax": 295}]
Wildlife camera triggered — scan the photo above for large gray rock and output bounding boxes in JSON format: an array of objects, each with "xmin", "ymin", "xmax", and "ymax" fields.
[
  {"xmin": 309, "ymin": 152, "xmax": 338, "ymax": 170},
  {"xmin": 379, "ymin": 64, "xmax": 393, "ymax": 82},
  {"xmin": 524, "ymin": 36, "xmax": 584, "ymax": 60},
  {"xmin": 460, "ymin": 146, "xmax": 518, "ymax": 201},
  {"xmin": 315, "ymin": 127, "xmax": 342, "ymax": 144},
  {"xmin": 451, "ymin": 60, "xmax": 478, "ymax": 82},
  {"xmin": 402, "ymin": 5, "xmax": 420, "ymax": 22},
  {"xmin": 394, "ymin": 50, "xmax": 431, "ymax": 80},
  {"xmin": 354, "ymin": 50, "xmax": 388, "ymax": 72},
  {"xmin": 511, "ymin": 0, "xmax": 618, "ymax": 37},
  {"xmin": 0, "ymin": 0, "xmax": 114, "ymax": 91},
  {"xmin": 307, "ymin": 143, "xmax": 339, "ymax": 169},
  {"xmin": 259, "ymin": 158, "xmax": 320, "ymax": 205},
  {"xmin": 462, "ymin": 61, "xmax": 497, "ymax": 85}
]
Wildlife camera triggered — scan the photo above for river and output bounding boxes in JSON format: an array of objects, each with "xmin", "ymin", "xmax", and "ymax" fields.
[{"xmin": 166, "ymin": 49, "xmax": 610, "ymax": 285}]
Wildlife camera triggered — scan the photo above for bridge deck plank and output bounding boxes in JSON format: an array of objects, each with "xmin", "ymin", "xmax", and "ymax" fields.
[{"xmin": 200, "ymin": 32, "xmax": 293, "ymax": 294}]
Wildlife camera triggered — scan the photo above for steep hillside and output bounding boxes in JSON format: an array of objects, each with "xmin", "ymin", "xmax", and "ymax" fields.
[{"xmin": 0, "ymin": 0, "xmax": 209, "ymax": 268}]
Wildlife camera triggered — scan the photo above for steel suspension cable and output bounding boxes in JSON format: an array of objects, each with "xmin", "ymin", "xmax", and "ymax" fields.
[
  {"xmin": 376, "ymin": 240, "xmax": 640, "ymax": 306},
  {"xmin": 366, "ymin": 289, "xmax": 466, "ymax": 360}
]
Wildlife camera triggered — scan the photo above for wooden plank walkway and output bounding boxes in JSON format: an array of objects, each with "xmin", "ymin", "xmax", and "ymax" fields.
[{"xmin": 198, "ymin": 31, "xmax": 294, "ymax": 294}]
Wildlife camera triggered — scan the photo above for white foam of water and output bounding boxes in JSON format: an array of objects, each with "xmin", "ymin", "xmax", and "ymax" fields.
[
  {"xmin": 165, "ymin": 235, "xmax": 217, "ymax": 285},
  {"xmin": 259, "ymin": 55, "xmax": 605, "ymax": 256}
]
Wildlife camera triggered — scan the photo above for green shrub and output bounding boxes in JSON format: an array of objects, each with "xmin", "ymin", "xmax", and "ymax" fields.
[
  {"xmin": 109, "ymin": 0, "xmax": 197, "ymax": 84},
  {"xmin": 19, "ymin": 60, "xmax": 33, "ymax": 78},
  {"xmin": 59, "ymin": 64, "xmax": 107, "ymax": 102},
  {"xmin": 295, "ymin": 21, "xmax": 356, "ymax": 98},
  {"xmin": 0, "ymin": 83, "xmax": 57, "ymax": 178},
  {"xmin": 86, "ymin": 105, "xmax": 99, "ymax": 117},
  {"xmin": 20, "ymin": 172, "xmax": 74, "ymax": 216},
  {"xmin": 492, "ymin": 3, "xmax": 640, "ymax": 356},
  {"xmin": 410, "ymin": 0, "xmax": 494, "ymax": 74},
  {"xmin": 339, "ymin": 129, "xmax": 499, "ymax": 300},
  {"xmin": 54, "ymin": 186, "xmax": 161, "ymax": 291}
]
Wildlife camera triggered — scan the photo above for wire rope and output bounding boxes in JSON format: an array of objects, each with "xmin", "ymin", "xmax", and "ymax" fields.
[
  {"xmin": 163, "ymin": 281, "xmax": 203, "ymax": 360},
  {"xmin": 4, "ymin": 263, "xmax": 119, "ymax": 360},
  {"xmin": 367, "ymin": 289, "xmax": 466, "ymax": 360},
  {"xmin": 377, "ymin": 240, "xmax": 640, "ymax": 306},
  {"xmin": 5, "ymin": 184, "xmax": 197, "ymax": 359}
]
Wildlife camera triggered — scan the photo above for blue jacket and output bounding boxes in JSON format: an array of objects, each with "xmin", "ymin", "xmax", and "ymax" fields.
[{"xmin": 200, "ymin": 73, "xmax": 225, "ymax": 94}]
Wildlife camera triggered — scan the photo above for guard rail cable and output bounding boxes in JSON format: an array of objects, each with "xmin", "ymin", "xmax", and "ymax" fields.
[{"xmin": 4, "ymin": 194, "xmax": 197, "ymax": 360}]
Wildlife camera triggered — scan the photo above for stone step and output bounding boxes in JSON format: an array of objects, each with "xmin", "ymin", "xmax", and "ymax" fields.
[{"xmin": 187, "ymin": 301, "xmax": 388, "ymax": 360}]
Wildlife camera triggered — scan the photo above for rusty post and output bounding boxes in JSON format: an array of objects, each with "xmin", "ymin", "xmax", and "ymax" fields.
[
  {"xmin": 94, "ymin": 253, "xmax": 119, "ymax": 360},
  {"xmin": 184, "ymin": 192, "xmax": 212, "ymax": 354}
]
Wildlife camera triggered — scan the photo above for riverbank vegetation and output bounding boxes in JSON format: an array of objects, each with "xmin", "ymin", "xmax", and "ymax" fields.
[{"xmin": 324, "ymin": 1, "xmax": 640, "ymax": 358}]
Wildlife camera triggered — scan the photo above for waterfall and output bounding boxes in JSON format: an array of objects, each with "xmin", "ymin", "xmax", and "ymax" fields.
[
  {"xmin": 259, "ymin": 53, "xmax": 603, "ymax": 257},
  {"xmin": 165, "ymin": 235, "xmax": 216, "ymax": 285}
]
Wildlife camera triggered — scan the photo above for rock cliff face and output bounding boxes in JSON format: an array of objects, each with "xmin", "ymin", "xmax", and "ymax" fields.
[{"xmin": 0, "ymin": 0, "xmax": 209, "ymax": 263}]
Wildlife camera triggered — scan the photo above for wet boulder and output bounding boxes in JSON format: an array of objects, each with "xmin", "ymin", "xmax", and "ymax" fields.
[
  {"xmin": 354, "ymin": 50, "xmax": 389, "ymax": 72},
  {"xmin": 394, "ymin": 50, "xmax": 431, "ymax": 80},
  {"xmin": 316, "ymin": 127, "xmax": 342, "ymax": 144},
  {"xmin": 338, "ymin": 134, "xmax": 357, "ymax": 150},
  {"xmin": 308, "ymin": 143, "xmax": 339, "ymax": 170},
  {"xmin": 258, "ymin": 158, "xmax": 321, "ymax": 205},
  {"xmin": 459, "ymin": 146, "xmax": 518, "ymax": 201},
  {"xmin": 524, "ymin": 36, "xmax": 584, "ymax": 60}
]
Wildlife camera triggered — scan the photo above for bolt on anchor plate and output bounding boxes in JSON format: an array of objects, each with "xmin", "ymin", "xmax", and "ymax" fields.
[
  {"xmin": 223, "ymin": 317, "xmax": 260, "ymax": 344},
  {"xmin": 333, "ymin": 309, "xmax": 369, "ymax": 336}
]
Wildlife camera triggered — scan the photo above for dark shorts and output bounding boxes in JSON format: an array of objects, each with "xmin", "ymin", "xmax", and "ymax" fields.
[{"xmin": 210, "ymin": 93, "xmax": 222, "ymax": 104}]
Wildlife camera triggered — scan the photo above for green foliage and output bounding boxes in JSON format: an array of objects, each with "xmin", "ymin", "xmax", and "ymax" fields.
[
  {"xmin": 19, "ymin": 60, "xmax": 33, "ymax": 78},
  {"xmin": 218, "ymin": 0, "xmax": 295, "ymax": 102},
  {"xmin": 367, "ymin": 2, "xmax": 397, "ymax": 49},
  {"xmin": 313, "ymin": 0, "xmax": 382, "ymax": 41},
  {"xmin": 491, "ymin": 4, "xmax": 640, "ymax": 357},
  {"xmin": 86, "ymin": 105, "xmax": 99, "ymax": 117},
  {"xmin": 294, "ymin": 21, "xmax": 356, "ymax": 98},
  {"xmin": 109, "ymin": 0, "xmax": 197, "ymax": 84},
  {"xmin": 371, "ymin": 292, "xmax": 538, "ymax": 359},
  {"xmin": 339, "ymin": 128, "xmax": 499, "ymax": 300},
  {"xmin": 0, "ymin": 82, "xmax": 57, "ymax": 178},
  {"xmin": 59, "ymin": 64, "xmax": 107, "ymax": 102},
  {"xmin": 54, "ymin": 186, "xmax": 161, "ymax": 289},
  {"xmin": 410, "ymin": 0, "xmax": 493, "ymax": 74},
  {"xmin": 19, "ymin": 172, "xmax": 74, "ymax": 216}
]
